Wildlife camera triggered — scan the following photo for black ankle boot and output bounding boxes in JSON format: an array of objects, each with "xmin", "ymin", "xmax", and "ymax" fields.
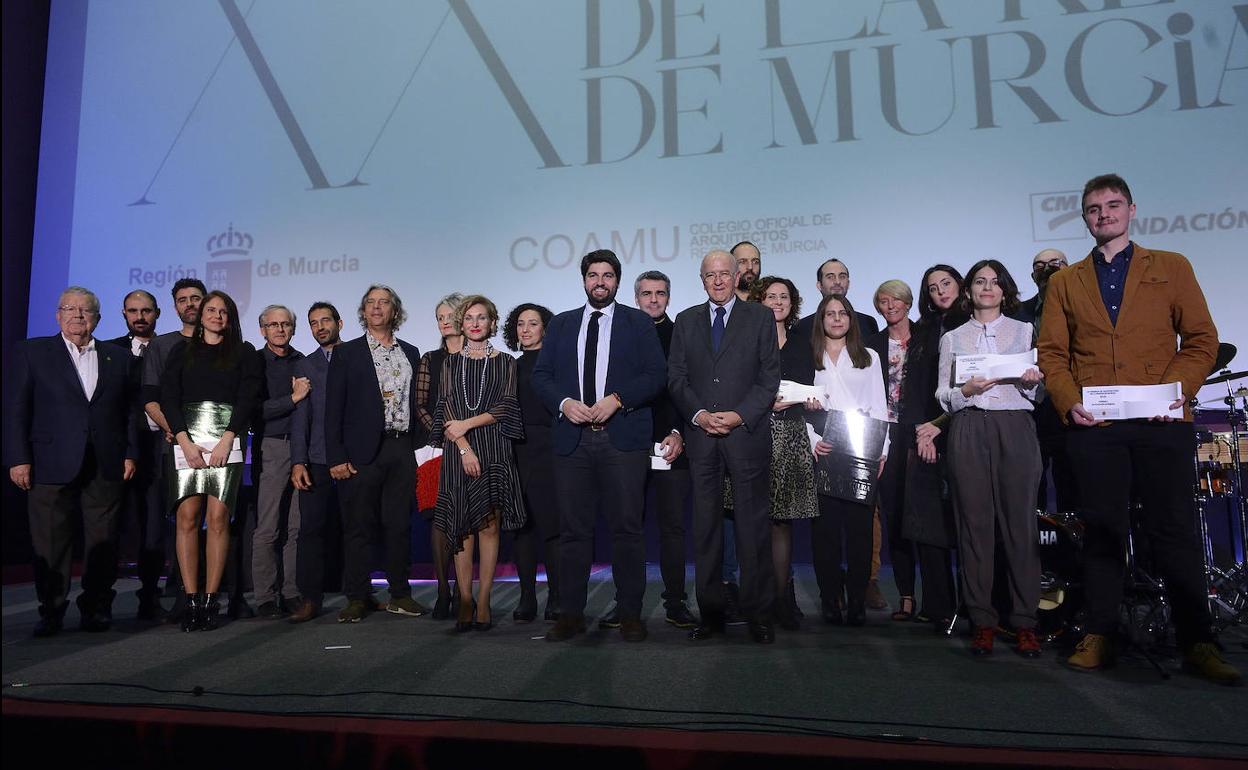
[
  {"xmin": 513, "ymin": 590, "xmax": 538, "ymax": 623},
  {"xmin": 181, "ymin": 593, "xmax": 202, "ymax": 632},
  {"xmin": 201, "ymin": 593, "xmax": 221, "ymax": 631}
]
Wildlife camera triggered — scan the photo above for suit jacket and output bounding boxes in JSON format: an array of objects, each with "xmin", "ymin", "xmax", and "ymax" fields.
[
  {"xmin": 291, "ymin": 347, "xmax": 332, "ymax": 467},
  {"xmin": 3, "ymin": 335, "xmax": 139, "ymax": 484},
  {"xmin": 794, "ymin": 309, "xmax": 879, "ymax": 340},
  {"xmin": 1037, "ymin": 243, "xmax": 1217, "ymax": 424},
  {"xmin": 325, "ymin": 334, "xmax": 421, "ymax": 467},
  {"xmin": 668, "ymin": 300, "xmax": 780, "ymax": 454},
  {"xmin": 531, "ymin": 303, "xmax": 667, "ymax": 455},
  {"xmin": 1012, "ymin": 295, "xmax": 1040, "ymax": 326}
]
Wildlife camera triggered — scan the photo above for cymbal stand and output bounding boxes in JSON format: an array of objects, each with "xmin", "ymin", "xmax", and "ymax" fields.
[
  {"xmin": 1211, "ymin": 382, "xmax": 1247, "ymax": 629},
  {"xmin": 1121, "ymin": 516, "xmax": 1171, "ymax": 679}
]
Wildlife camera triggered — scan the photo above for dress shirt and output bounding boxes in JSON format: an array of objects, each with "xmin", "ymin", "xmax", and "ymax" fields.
[
  {"xmin": 367, "ymin": 331, "xmax": 413, "ymax": 433},
  {"xmin": 813, "ymin": 346, "xmax": 890, "ymax": 457},
  {"xmin": 576, "ymin": 302, "xmax": 615, "ymax": 404},
  {"xmin": 707, "ymin": 294, "xmax": 737, "ymax": 326},
  {"xmin": 936, "ymin": 314, "xmax": 1041, "ymax": 413},
  {"xmin": 62, "ymin": 334, "xmax": 98, "ymax": 400},
  {"xmin": 1092, "ymin": 242, "xmax": 1133, "ymax": 327}
]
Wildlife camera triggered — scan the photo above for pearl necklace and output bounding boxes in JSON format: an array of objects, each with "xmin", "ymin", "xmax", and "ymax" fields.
[{"xmin": 459, "ymin": 342, "xmax": 493, "ymax": 412}]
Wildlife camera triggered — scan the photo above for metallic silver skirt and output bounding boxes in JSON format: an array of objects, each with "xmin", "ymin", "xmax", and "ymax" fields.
[{"xmin": 168, "ymin": 400, "xmax": 243, "ymax": 512}]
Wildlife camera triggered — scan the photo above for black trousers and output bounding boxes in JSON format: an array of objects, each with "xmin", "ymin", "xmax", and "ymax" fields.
[
  {"xmin": 812, "ymin": 495, "xmax": 873, "ymax": 608},
  {"xmin": 648, "ymin": 466, "xmax": 690, "ymax": 607},
  {"xmin": 339, "ymin": 436, "xmax": 415, "ymax": 601},
  {"xmin": 121, "ymin": 429, "xmax": 166, "ymax": 601},
  {"xmin": 27, "ymin": 448, "xmax": 123, "ymax": 617},
  {"xmin": 295, "ymin": 462, "xmax": 339, "ymax": 606},
  {"xmin": 689, "ymin": 434, "xmax": 774, "ymax": 624},
  {"xmin": 878, "ymin": 424, "xmax": 917, "ymax": 597},
  {"xmin": 1034, "ymin": 400, "xmax": 1077, "ymax": 512},
  {"xmin": 512, "ymin": 423, "xmax": 560, "ymax": 602},
  {"xmin": 1066, "ymin": 421, "xmax": 1212, "ymax": 648},
  {"xmin": 553, "ymin": 429, "xmax": 648, "ymax": 619}
]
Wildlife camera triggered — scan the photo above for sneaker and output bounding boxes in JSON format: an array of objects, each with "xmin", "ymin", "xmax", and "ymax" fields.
[
  {"xmin": 970, "ymin": 625, "xmax": 994, "ymax": 656},
  {"xmin": 1015, "ymin": 627, "xmax": 1042, "ymax": 659},
  {"xmin": 664, "ymin": 603, "xmax": 698, "ymax": 629},
  {"xmin": 1066, "ymin": 633, "xmax": 1113, "ymax": 672},
  {"xmin": 1182, "ymin": 642, "xmax": 1243, "ymax": 686},
  {"xmin": 386, "ymin": 596, "xmax": 428, "ymax": 617},
  {"xmin": 338, "ymin": 599, "xmax": 370, "ymax": 623},
  {"xmin": 598, "ymin": 604, "xmax": 622, "ymax": 629}
]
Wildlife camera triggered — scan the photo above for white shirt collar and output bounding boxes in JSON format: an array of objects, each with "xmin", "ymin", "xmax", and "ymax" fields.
[
  {"xmin": 61, "ymin": 334, "xmax": 96, "ymax": 355},
  {"xmin": 583, "ymin": 301, "xmax": 616, "ymax": 320}
]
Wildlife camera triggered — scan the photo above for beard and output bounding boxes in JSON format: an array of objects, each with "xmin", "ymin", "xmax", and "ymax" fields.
[{"xmin": 737, "ymin": 273, "xmax": 756, "ymax": 292}]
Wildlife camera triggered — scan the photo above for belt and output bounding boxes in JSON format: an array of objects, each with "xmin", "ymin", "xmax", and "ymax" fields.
[
  {"xmin": 383, "ymin": 429, "xmax": 409, "ymax": 439},
  {"xmin": 588, "ymin": 424, "xmax": 606, "ymax": 432}
]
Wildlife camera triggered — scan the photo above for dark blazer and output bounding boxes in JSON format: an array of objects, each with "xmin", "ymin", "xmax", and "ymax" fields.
[
  {"xmin": 794, "ymin": 309, "xmax": 879, "ymax": 340},
  {"xmin": 532, "ymin": 303, "xmax": 667, "ymax": 455},
  {"xmin": 3, "ymin": 335, "xmax": 139, "ymax": 484},
  {"xmin": 668, "ymin": 300, "xmax": 780, "ymax": 452},
  {"xmin": 1012, "ymin": 295, "xmax": 1040, "ymax": 326},
  {"xmin": 325, "ymin": 334, "xmax": 421, "ymax": 467}
]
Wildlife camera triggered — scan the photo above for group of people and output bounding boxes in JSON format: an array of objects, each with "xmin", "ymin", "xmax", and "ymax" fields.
[{"xmin": 3, "ymin": 173, "xmax": 1239, "ymax": 686}]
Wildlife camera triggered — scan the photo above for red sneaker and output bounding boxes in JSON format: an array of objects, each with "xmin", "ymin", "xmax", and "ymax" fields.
[
  {"xmin": 970, "ymin": 626, "xmax": 994, "ymax": 656},
  {"xmin": 1015, "ymin": 627, "xmax": 1042, "ymax": 659}
]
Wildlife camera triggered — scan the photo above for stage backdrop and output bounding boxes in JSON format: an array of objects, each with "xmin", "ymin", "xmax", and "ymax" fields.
[{"xmin": 30, "ymin": 1, "xmax": 1248, "ymax": 406}]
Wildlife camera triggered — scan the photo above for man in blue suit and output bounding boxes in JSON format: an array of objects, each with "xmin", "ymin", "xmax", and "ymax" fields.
[
  {"xmin": 533, "ymin": 250, "xmax": 667, "ymax": 642},
  {"xmin": 4, "ymin": 287, "xmax": 138, "ymax": 636}
]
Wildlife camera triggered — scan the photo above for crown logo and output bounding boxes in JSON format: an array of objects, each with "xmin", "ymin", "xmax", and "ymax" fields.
[{"xmin": 206, "ymin": 223, "xmax": 254, "ymax": 257}]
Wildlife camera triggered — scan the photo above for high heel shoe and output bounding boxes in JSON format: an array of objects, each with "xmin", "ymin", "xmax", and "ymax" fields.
[
  {"xmin": 891, "ymin": 596, "xmax": 916, "ymax": 622},
  {"xmin": 431, "ymin": 593, "xmax": 452, "ymax": 620},
  {"xmin": 513, "ymin": 591, "xmax": 537, "ymax": 624},
  {"xmin": 455, "ymin": 597, "xmax": 474, "ymax": 633},
  {"xmin": 181, "ymin": 593, "xmax": 202, "ymax": 632},
  {"xmin": 201, "ymin": 593, "xmax": 221, "ymax": 631}
]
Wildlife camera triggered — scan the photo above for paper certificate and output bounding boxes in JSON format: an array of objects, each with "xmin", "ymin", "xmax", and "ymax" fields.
[
  {"xmin": 777, "ymin": 380, "xmax": 826, "ymax": 404},
  {"xmin": 651, "ymin": 442, "xmax": 672, "ymax": 471},
  {"xmin": 415, "ymin": 446, "xmax": 443, "ymax": 466},
  {"xmin": 174, "ymin": 437, "xmax": 243, "ymax": 469},
  {"xmin": 954, "ymin": 349, "xmax": 1038, "ymax": 385},
  {"xmin": 1082, "ymin": 382, "xmax": 1183, "ymax": 420}
]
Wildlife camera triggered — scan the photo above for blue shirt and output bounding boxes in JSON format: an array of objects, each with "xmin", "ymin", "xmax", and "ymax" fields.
[{"xmin": 1092, "ymin": 241, "xmax": 1133, "ymax": 327}]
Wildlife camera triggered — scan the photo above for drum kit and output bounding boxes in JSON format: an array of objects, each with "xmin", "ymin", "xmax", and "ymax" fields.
[{"xmin": 1031, "ymin": 349, "xmax": 1247, "ymax": 650}]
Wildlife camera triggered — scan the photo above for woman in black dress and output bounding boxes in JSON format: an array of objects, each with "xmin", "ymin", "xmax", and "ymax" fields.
[
  {"xmin": 430, "ymin": 295, "xmax": 527, "ymax": 631},
  {"xmin": 503, "ymin": 303, "xmax": 558, "ymax": 622},
  {"xmin": 161, "ymin": 290, "xmax": 261, "ymax": 631},
  {"xmin": 414, "ymin": 292, "xmax": 464, "ymax": 619}
]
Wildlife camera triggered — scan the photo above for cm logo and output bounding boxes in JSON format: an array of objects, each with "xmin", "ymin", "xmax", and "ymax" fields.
[{"xmin": 1030, "ymin": 191, "xmax": 1087, "ymax": 241}]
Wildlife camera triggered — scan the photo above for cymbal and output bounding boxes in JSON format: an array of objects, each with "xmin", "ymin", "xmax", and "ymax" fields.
[
  {"xmin": 1205, "ymin": 369, "xmax": 1247, "ymax": 386},
  {"xmin": 1212, "ymin": 342, "xmax": 1237, "ymax": 374}
]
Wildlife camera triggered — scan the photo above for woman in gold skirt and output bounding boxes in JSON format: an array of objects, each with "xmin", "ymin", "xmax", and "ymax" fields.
[{"xmin": 160, "ymin": 290, "xmax": 261, "ymax": 631}]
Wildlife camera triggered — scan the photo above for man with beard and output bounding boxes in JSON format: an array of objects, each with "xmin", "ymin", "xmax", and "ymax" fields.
[
  {"xmin": 289, "ymin": 302, "xmax": 344, "ymax": 622},
  {"xmin": 795, "ymin": 259, "xmax": 880, "ymax": 338},
  {"xmin": 534, "ymin": 250, "xmax": 667, "ymax": 642},
  {"xmin": 251, "ymin": 305, "xmax": 309, "ymax": 618},
  {"xmin": 732, "ymin": 240, "xmax": 762, "ymax": 302},
  {"xmin": 105, "ymin": 290, "xmax": 167, "ymax": 619},
  {"xmin": 1012, "ymin": 249, "xmax": 1076, "ymax": 512}
]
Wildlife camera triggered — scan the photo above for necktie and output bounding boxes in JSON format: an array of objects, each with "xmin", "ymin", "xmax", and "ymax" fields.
[
  {"xmin": 583, "ymin": 310, "xmax": 602, "ymax": 404},
  {"xmin": 711, "ymin": 306, "xmax": 726, "ymax": 353},
  {"xmin": 137, "ymin": 342, "xmax": 148, "ymax": 357}
]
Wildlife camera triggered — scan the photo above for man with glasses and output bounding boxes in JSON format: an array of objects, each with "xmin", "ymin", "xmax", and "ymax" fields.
[
  {"xmin": 1016, "ymin": 249, "xmax": 1068, "ymax": 327},
  {"xmin": 4, "ymin": 287, "xmax": 138, "ymax": 636},
  {"xmin": 252, "ymin": 305, "xmax": 310, "ymax": 618}
]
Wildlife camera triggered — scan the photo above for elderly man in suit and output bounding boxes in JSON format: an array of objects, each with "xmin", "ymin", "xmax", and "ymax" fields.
[
  {"xmin": 669, "ymin": 250, "xmax": 781, "ymax": 643},
  {"xmin": 325, "ymin": 285, "xmax": 426, "ymax": 623},
  {"xmin": 1038, "ymin": 173, "xmax": 1239, "ymax": 686},
  {"xmin": 4, "ymin": 287, "xmax": 138, "ymax": 636},
  {"xmin": 535, "ymin": 249, "xmax": 667, "ymax": 642}
]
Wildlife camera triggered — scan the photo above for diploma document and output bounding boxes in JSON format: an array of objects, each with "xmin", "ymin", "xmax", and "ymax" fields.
[
  {"xmin": 954, "ymin": 349, "xmax": 1038, "ymax": 385},
  {"xmin": 807, "ymin": 409, "xmax": 889, "ymax": 506},
  {"xmin": 1082, "ymin": 381, "xmax": 1183, "ymax": 420},
  {"xmin": 174, "ymin": 437, "xmax": 243, "ymax": 469},
  {"xmin": 777, "ymin": 380, "xmax": 826, "ymax": 405}
]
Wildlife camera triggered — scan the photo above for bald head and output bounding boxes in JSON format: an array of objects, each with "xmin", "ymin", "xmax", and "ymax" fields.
[{"xmin": 1031, "ymin": 248, "xmax": 1068, "ymax": 288}]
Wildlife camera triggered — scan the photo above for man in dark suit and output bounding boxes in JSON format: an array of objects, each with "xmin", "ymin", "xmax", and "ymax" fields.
[
  {"xmin": 104, "ymin": 289, "xmax": 167, "ymax": 620},
  {"xmin": 669, "ymin": 251, "xmax": 781, "ymax": 643},
  {"xmin": 794, "ymin": 259, "xmax": 880, "ymax": 338},
  {"xmin": 289, "ymin": 301, "xmax": 345, "ymax": 623},
  {"xmin": 325, "ymin": 285, "xmax": 425, "ymax": 623},
  {"xmin": 534, "ymin": 250, "xmax": 667, "ymax": 642},
  {"xmin": 4, "ymin": 287, "xmax": 138, "ymax": 636}
]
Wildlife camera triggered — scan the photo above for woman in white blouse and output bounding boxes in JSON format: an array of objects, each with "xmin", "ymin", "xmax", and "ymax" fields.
[
  {"xmin": 805, "ymin": 294, "xmax": 889, "ymax": 627},
  {"xmin": 936, "ymin": 259, "xmax": 1044, "ymax": 658}
]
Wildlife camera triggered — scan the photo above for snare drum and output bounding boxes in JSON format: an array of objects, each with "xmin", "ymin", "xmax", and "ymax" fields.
[
  {"xmin": 1035, "ymin": 510, "xmax": 1084, "ymax": 640},
  {"xmin": 1195, "ymin": 432, "xmax": 1242, "ymax": 497}
]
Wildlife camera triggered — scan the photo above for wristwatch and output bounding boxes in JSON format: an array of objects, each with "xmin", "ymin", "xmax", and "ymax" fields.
[{"xmin": 458, "ymin": 446, "xmax": 469, "ymax": 456}]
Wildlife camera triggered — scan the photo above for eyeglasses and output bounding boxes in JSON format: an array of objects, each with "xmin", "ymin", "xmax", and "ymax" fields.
[
  {"xmin": 262, "ymin": 321, "xmax": 294, "ymax": 330},
  {"xmin": 702, "ymin": 271, "xmax": 734, "ymax": 282},
  {"xmin": 57, "ymin": 305, "xmax": 95, "ymax": 316},
  {"xmin": 1033, "ymin": 259, "xmax": 1067, "ymax": 270}
]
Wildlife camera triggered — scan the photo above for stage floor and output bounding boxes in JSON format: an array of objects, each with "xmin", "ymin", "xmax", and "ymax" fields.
[{"xmin": 3, "ymin": 567, "xmax": 1245, "ymax": 762}]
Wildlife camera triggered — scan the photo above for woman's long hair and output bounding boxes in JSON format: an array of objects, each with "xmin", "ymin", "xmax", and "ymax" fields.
[
  {"xmin": 811, "ymin": 294, "xmax": 870, "ymax": 370},
  {"xmin": 917, "ymin": 264, "xmax": 964, "ymax": 321},
  {"xmin": 958, "ymin": 259, "xmax": 1022, "ymax": 316},
  {"xmin": 188, "ymin": 290, "xmax": 244, "ymax": 368}
]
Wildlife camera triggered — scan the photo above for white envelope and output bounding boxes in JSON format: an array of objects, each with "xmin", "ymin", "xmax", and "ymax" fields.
[
  {"xmin": 1082, "ymin": 382, "xmax": 1183, "ymax": 420},
  {"xmin": 174, "ymin": 437, "xmax": 243, "ymax": 470},
  {"xmin": 954, "ymin": 349, "xmax": 1037, "ymax": 385},
  {"xmin": 778, "ymin": 380, "xmax": 826, "ymax": 404},
  {"xmin": 650, "ymin": 442, "xmax": 671, "ymax": 470}
]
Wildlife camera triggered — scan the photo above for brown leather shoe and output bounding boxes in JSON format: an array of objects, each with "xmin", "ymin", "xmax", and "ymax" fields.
[
  {"xmin": 619, "ymin": 617, "xmax": 648, "ymax": 642},
  {"xmin": 288, "ymin": 601, "xmax": 320, "ymax": 624},
  {"xmin": 545, "ymin": 614, "xmax": 586, "ymax": 642},
  {"xmin": 1066, "ymin": 633, "xmax": 1114, "ymax": 672}
]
